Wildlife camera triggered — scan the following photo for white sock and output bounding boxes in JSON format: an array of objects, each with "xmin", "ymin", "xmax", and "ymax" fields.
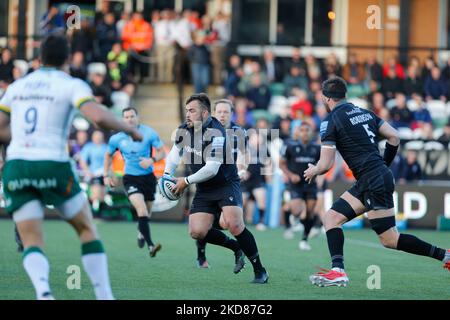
[
  {"xmin": 332, "ymin": 267, "xmax": 345, "ymax": 273},
  {"xmin": 82, "ymin": 253, "xmax": 114, "ymax": 300},
  {"xmin": 23, "ymin": 251, "xmax": 51, "ymax": 299}
]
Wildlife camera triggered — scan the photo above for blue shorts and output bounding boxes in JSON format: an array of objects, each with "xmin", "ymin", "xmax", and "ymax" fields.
[{"xmin": 190, "ymin": 180, "xmax": 243, "ymax": 215}]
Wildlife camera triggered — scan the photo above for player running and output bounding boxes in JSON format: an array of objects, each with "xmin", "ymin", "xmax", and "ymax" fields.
[
  {"xmin": 280, "ymin": 121, "xmax": 320, "ymax": 251},
  {"xmin": 164, "ymin": 93, "xmax": 268, "ymax": 283},
  {"xmin": 195, "ymin": 98, "xmax": 247, "ymax": 269},
  {"xmin": 0, "ymin": 35, "xmax": 142, "ymax": 300},
  {"xmin": 103, "ymin": 107, "xmax": 166, "ymax": 258},
  {"xmin": 304, "ymin": 77, "xmax": 450, "ymax": 287}
]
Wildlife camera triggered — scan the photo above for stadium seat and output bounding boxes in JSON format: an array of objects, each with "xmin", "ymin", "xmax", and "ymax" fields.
[
  {"xmin": 397, "ymin": 127, "xmax": 414, "ymax": 140},
  {"xmin": 268, "ymin": 96, "xmax": 288, "ymax": 116},
  {"xmin": 269, "ymin": 82, "xmax": 286, "ymax": 96},
  {"xmin": 348, "ymin": 97, "xmax": 368, "ymax": 109},
  {"xmin": 407, "ymin": 99, "xmax": 419, "ymax": 111},
  {"xmin": 424, "ymin": 141, "xmax": 444, "ymax": 150},
  {"xmin": 386, "ymin": 99, "xmax": 397, "ymax": 109},
  {"xmin": 427, "ymin": 100, "xmax": 447, "ymax": 128},
  {"xmin": 404, "ymin": 140, "xmax": 424, "ymax": 150}
]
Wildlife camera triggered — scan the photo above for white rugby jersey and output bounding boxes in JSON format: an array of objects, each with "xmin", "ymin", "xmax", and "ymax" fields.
[{"xmin": 0, "ymin": 67, "xmax": 95, "ymax": 161}]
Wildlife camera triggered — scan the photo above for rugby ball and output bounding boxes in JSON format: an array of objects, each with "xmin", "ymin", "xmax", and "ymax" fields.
[{"xmin": 158, "ymin": 175, "xmax": 181, "ymax": 201}]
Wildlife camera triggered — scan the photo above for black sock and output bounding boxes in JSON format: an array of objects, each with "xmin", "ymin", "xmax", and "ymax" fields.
[
  {"xmin": 196, "ymin": 239, "xmax": 207, "ymax": 260},
  {"xmin": 235, "ymin": 228, "xmax": 264, "ymax": 272},
  {"xmin": 326, "ymin": 228, "xmax": 345, "ymax": 269},
  {"xmin": 203, "ymin": 228, "xmax": 240, "ymax": 252},
  {"xmin": 258, "ymin": 209, "xmax": 265, "ymax": 224},
  {"xmin": 397, "ymin": 234, "xmax": 446, "ymax": 261},
  {"xmin": 138, "ymin": 216, "xmax": 154, "ymax": 247},
  {"xmin": 313, "ymin": 214, "xmax": 322, "ymax": 228},
  {"xmin": 301, "ymin": 217, "xmax": 314, "ymax": 241},
  {"xmin": 284, "ymin": 211, "xmax": 291, "ymax": 229}
]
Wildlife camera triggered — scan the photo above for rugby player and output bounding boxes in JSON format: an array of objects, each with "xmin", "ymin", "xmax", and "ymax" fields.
[
  {"xmin": 280, "ymin": 121, "xmax": 320, "ymax": 251},
  {"xmin": 164, "ymin": 93, "xmax": 268, "ymax": 283},
  {"xmin": 0, "ymin": 34, "xmax": 142, "ymax": 299},
  {"xmin": 304, "ymin": 77, "xmax": 450, "ymax": 287}
]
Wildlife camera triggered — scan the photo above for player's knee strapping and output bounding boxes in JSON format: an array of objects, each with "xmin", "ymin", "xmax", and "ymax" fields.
[
  {"xmin": 369, "ymin": 216, "xmax": 396, "ymax": 235},
  {"xmin": 331, "ymin": 198, "xmax": 357, "ymax": 221}
]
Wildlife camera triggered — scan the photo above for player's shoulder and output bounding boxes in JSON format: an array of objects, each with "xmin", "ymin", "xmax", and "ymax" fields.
[
  {"xmin": 284, "ymin": 138, "xmax": 297, "ymax": 147},
  {"xmin": 109, "ymin": 131, "xmax": 125, "ymax": 142}
]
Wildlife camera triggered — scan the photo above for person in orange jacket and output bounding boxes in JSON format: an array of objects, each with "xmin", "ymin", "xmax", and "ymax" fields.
[{"xmin": 122, "ymin": 12, "xmax": 154, "ymax": 83}]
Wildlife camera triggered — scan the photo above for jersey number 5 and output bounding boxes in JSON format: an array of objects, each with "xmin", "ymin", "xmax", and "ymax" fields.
[
  {"xmin": 25, "ymin": 107, "xmax": 38, "ymax": 134},
  {"xmin": 363, "ymin": 124, "xmax": 375, "ymax": 143}
]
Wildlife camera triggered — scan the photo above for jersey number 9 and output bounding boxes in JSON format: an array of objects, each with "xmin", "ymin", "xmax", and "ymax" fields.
[{"xmin": 25, "ymin": 107, "xmax": 38, "ymax": 134}]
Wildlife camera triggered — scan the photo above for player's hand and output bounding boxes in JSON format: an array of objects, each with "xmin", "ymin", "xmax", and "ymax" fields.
[
  {"xmin": 238, "ymin": 170, "xmax": 249, "ymax": 181},
  {"xmin": 128, "ymin": 127, "xmax": 143, "ymax": 142},
  {"xmin": 290, "ymin": 174, "xmax": 301, "ymax": 184},
  {"xmin": 303, "ymin": 163, "xmax": 318, "ymax": 184},
  {"xmin": 103, "ymin": 176, "xmax": 115, "ymax": 188},
  {"xmin": 173, "ymin": 177, "xmax": 188, "ymax": 195},
  {"xmin": 139, "ymin": 157, "xmax": 154, "ymax": 169}
]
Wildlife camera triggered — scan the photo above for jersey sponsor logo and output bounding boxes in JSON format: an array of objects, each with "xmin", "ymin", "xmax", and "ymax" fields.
[
  {"xmin": 184, "ymin": 145, "xmax": 202, "ymax": 157},
  {"xmin": 349, "ymin": 113, "xmax": 373, "ymax": 126},
  {"xmin": 345, "ymin": 107, "xmax": 363, "ymax": 116},
  {"xmin": 294, "ymin": 156, "xmax": 316, "ymax": 163},
  {"xmin": 127, "ymin": 186, "xmax": 138, "ymax": 193},
  {"xmin": 7, "ymin": 178, "xmax": 57, "ymax": 191},
  {"xmin": 319, "ymin": 121, "xmax": 328, "ymax": 136}
]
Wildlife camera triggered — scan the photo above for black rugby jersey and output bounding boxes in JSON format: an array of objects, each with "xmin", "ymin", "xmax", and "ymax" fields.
[
  {"xmin": 281, "ymin": 139, "xmax": 320, "ymax": 185},
  {"xmin": 319, "ymin": 101, "xmax": 385, "ymax": 180}
]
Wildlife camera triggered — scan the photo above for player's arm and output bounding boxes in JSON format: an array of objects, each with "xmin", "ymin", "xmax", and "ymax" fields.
[
  {"xmin": 303, "ymin": 145, "xmax": 336, "ymax": 184},
  {"xmin": 140, "ymin": 133, "xmax": 167, "ymax": 169},
  {"xmin": 79, "ymin": 102, "xmax": 142, "ymax": 141},
  {"xmin": 164, "ymin": 144, "xmax": 183, "ymax": 176},
  {"xmin": 279, "ymin": 144, "xmax": 301, "ymax": 183},
  {"xmin": 103, "ymin": 151, "xmax": 115, "ymax": 187},
  {"xmin": 378, "ymin": 121, "xmax": 400, "ymax": 166},
  {"xmin": 173, "ymin": 159, "xmax": 222, "ymax": 195}
]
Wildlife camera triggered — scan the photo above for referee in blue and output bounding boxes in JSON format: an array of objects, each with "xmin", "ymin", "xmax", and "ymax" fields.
[{"xmin": 104, "ymin": 107, "xmax": 166, "ymax": 257}]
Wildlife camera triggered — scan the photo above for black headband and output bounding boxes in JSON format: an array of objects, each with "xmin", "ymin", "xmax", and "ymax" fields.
[{"xmin": 323, "ymin": 89, "xmax": 346, "ymax": 99}]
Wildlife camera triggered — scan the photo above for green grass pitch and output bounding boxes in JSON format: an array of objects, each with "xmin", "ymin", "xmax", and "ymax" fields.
[{"xmin": 0, "ymin": 219, "xmax": 448, "ymax": 300}]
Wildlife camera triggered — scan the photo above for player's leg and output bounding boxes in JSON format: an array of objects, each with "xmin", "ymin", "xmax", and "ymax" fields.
[
  {"xmin": 59, "ymin": 192, "xmax": 114, "ymax": 300},
  {"xmin": 299, "ymin": 198, "xmax": 317, "ymax": 251},
  {"xmin": 282, "ymin": 193, "xmax": 294, "ymax": 239},
  {"xmin": 310, "ymin": 190, "xmax": 366, "ymax": 287},
  {"xmin": 253, "ymin": 187, "xmax": 267, "ymax": 231},
  {"xmin": 145, "ymin": 200, "xmax": 162, "ymax": 257},
  {"xmin": 14, "ymin": 223, "xmax": 24, "ymax": 252},
  {"xmin": 14, "ymin": 201, "xmax": 53, "ymax": 300},
  {"xmin": 221, "ymin": 205, "xmax": 268, "ymax": 283},
  {"xmin": 368, "ymin": 207, "xmax": 449, "ymax": 269}
]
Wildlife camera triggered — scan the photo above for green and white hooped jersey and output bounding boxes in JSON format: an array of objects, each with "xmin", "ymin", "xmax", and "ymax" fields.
[{"xmin": 0, "ymin": 68, "xmax": 95, "ymax": 162}]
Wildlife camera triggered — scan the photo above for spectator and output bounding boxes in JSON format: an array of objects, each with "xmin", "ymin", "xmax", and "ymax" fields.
[
  {"xmin": 366, "ymin": 79, "xmax": 380, "ymax": 103},
  {"xmin": 27, "ymin": 56, "xmax": 41, "ymax": 74},
  {"xmin": 96, "ymin": 13, "xmax": 118, "ymax": 62},
  {"xmin": 283, "ymin": 65, "xmax": 308, "ymax": 96},
  {"xmin": 107, "ymin": 42, "xmax": 128, "ymax": 72},
  {"xmin": 172, "ymin": 10, "xmax": 193, "ymax": 85},
  {"xmin": 261, "ymin": 49, "xmax": 284, "ymax": 83},
  {"xmin": 232, "ymin": 97, "xmax": 255, "ymax": 129},
  {"xmin": 390, "ymin": 151, "xmax": 407, "ymax": 184},
  {"xmin": 370, "ymin": 91, "xmax": 386, "ymax": 117},
  {"xmin": 382, "ymin": 68, "xmax": 404, "ymax": 100},
  {"xmin": 246, "ymin": 73, "xmax": 272, "ymax": 111},
  {"xmin": 122, "ymin": 12, "xmax": 154, "ymax": 83},
  {"xmin": 404, "ymin": 150, "xmax": 422, "ymax": 181},
  {"xmin": 69, "ymin": 51, "xmax": 87, "ymax": 80},
  {"xmin": 70, "ymin": 18, "xmax": 95, "ymax": 63},
  {"xmin": 411, "ymin": 94, "xmax": 433, "ymax": 139},
  {"xmin": 408, "ymin": 56, "xmax": 422, "ymax": 78},
  {"xmin": 154, "ymin": 9, "xmax": 175, "ymax": 83},
  {"xmin": 437, "ymin": 119, "xmax": 450, "ymax": 144},
  {"xmin": 40, "ymin": 6, "xmax": 65, "ymax": 35},
  {"xmin": 238, "ymin": 61, "xmax": 268, "ymax": 93},
  {"xmin": 342, "ymin": 53, "xmax": 366, "ymax": 85},
  {"xmin": 188, "ymin": 31, "xmax": 211, "ymax": 93},
  {"xmin": 441, "ymin": 56, "xmax": 450, "ymax": 83},
  {"xmin": 304, "ymin": 54, "xmax": 322, "ymax": 81},
  {"xmin": 88, "ymin": 67, "xmax": 113, "ymax": 107},
  {"xmin": 224, "ymin": 55, "xmax": 243, "ymax": 99},
  {"xmin": 382, "ymin": 55, "xmax": 405, "ymax": 80},
  {"xmin": 404, "ymin": 65, "xmax": 423, "ymax": 98},
  {"xmin": 389, "ymin": 93, "xmax": 413, "ymax": 129},
  {"xmin": 421, "ymin": 56, "xmax": 436, "ymax": 80},
  {"xmin": 286, "ymin": 47, "xmax": 305, "ymax": 73},
  {"xmin": 365, "ymin": 54, "xmax": 383, "ymax": 84},
  {"xmin": 116, "ymin": 12, "xmax": 130, "ymax": 38},
  {"xmin": 0, "ymin": 48, "xmax": 15, "ymax": 86},
  {"xmin": 323, "ymin": 52, "xmax": 342, "ymax": 78},
  {"xmin": 212, "ymin": 11, "xmax": 231, "ymax": 46},
  {"xmin": 424, "ymin": 67, "xmax": 447, "ymax": 101},
  {"xmin": 69, "ymin": 129, "xmax": 89, "ymax": 172},
  {"xmin": 290, "ymin": 88, "xmax": 313, "ymax": 119}
]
